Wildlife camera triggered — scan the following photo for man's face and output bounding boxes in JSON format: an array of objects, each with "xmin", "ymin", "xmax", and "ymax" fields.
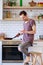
[{"xmin": 20, "ymin": 14, "xmax": 27, "ymax": 21}]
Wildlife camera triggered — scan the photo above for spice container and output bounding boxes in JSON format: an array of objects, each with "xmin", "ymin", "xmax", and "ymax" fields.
[
  {"xmin": 6, "ymin": 11, "xmax": 11, "ymax": 18},
  {"xmin": 38, "ymin": 2, "xmax": 43, "ymax": 7}
]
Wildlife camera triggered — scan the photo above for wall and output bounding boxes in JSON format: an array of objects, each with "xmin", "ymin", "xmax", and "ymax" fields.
[
  {"xmin": 0, "ymin": 20, "xmax": 23, "ymax": 39},
  {"xmin": 0, "ymin": 0, "xmax": 3, "ymax": 20},
  {"xmin": 0, "ymin": 20, "xmax": 43, "ymax": 40}
]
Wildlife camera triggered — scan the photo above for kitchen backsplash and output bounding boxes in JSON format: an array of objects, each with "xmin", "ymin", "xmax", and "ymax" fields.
[
  {"xmin": 0, "ymin": 20, "xmax": 23, "ymax": 39},
  {"xmin": 0, "ymin": 20, "xmax": 43, "ymax": 40}
]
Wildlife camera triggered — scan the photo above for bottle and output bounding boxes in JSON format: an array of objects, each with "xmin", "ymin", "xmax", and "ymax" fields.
[
  {"xmin": 6, "ymin": 11, "xmax": 11, "ymax": 18},
  {"xmin": 20, "ymin": 0, "xmax": 22, "ymax": 6}
]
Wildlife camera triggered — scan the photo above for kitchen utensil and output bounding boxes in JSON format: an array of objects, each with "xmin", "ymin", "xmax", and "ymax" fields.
[
  {"xmin": 12, "ymin": 33, "xmax": 20, "ymax": 39},
  {"xmin": 4, "ymin": 33, "xmax": 20, "ymax": 40}
]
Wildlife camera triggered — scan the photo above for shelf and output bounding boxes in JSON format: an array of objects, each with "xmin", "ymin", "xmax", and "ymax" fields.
[
  {"xmin": 3, "ymin": 6, "xmax": 43, "ymax": 21},
  {"xmin": 3, "ymin": 6, "xmax": 43, "ymax": 10},
  {"xmin": 3, "ymin": 18, "xmax": 43, "ymax": 21},
  {"xmin": 3, "ymin": 18, "xmax": 22, "ymax": 21}
]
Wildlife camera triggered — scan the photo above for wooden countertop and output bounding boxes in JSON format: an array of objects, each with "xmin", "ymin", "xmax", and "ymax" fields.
[
  {"xmin": 0, "ymin": 39, "xmax": 43, "ymax": 42},
  {"xmin": 34, "ymin": 39, "xmax": 43, "ymax": 42},
  {"xmin": 1, "ymin": 39, "xmax": 43, "ymax": 45},
  {"xmin": 0, "ymin": 39, "xmax": 21, "ymax": 41}
]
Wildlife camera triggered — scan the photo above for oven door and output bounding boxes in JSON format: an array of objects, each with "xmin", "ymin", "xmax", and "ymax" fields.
[{"xmin": 2, "ymin": 45, "xmax": 23, "ymax": 63}]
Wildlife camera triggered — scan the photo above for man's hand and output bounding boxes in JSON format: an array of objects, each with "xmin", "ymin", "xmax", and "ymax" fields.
[
  {"xmin": 14, "ymin": 33, "xmax": 20, "ymax": 38},
  {"xmin": 20, "ymin": 30, "xmax": 25, "ymax": 34}
]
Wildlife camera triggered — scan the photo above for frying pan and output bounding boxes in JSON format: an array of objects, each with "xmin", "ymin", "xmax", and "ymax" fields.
[{"xmin": 4, "ymin": 33, "xmax": 20, "ymax": 40}]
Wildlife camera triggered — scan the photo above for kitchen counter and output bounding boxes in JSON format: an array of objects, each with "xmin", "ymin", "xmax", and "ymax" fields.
[
  {"xmin": 0, "ymin": 39, "xmax": 42, "ymax": 46},
  {"xmin": 0, "ymin": 39, "xmax": 21, "ymax": 42},
  {"xmin": 0, "ymin": 39, "xmax": 43, "ymax": 41},
  {"xmin": 0, "ymin": 39, "xmax": 43, "ymax": 45},
  {"xmin": 2, "ymin": 39, "xmax": 21, "ymax": 45},
  {"xmin": 34, "ymin": 39, "xmax": 43, "ymax": 42}
]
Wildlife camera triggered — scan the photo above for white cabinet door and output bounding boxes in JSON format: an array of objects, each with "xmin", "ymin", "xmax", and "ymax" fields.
[
  {"xmin": 0, "ymin": 41, "xmax": 2, "ymax": 65},
  {"xmin": 33, "ymin": 41, "xmax": 43, "ymax": 46},
  {"xmin": 0, "ymin": 0, "xmax": 3, "ymax": 20}
]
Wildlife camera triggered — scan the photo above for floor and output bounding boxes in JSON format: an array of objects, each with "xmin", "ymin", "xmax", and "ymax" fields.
[
  {"xmin": 2, "ymin": 63, "xmax": 42, "ymax": 65},
  {"xmin": 2, "ymin": 63, "xmax": 23, "ymax": 65},
  {"xmin": 2, "ymin": 63, "xmax": 32, "ymax": 65}
]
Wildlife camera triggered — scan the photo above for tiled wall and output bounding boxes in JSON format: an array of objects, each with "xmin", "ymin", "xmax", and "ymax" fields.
[
  {"xmin": 0, "ymin": 20, "xmax": 23, "ymax": 39},
  {"xmin": 0, "ymin": 0, "xmax": 43, "ymax": 40},
  {"xmin": 0, "ymin": 20, "xmax": 43, "ymax": 40}
]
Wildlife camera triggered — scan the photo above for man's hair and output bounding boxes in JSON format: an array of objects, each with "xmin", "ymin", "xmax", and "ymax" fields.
[{"xmin": 19, "ymin": 11, "xmax": 27, "ymax": 16}]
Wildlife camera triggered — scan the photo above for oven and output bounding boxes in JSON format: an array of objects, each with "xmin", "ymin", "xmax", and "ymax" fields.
[{"xmin": 2, "ymin": 41, "xmax": 23, "ymax": 63}]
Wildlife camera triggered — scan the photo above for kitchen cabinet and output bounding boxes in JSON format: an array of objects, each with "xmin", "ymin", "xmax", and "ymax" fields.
[
  {"xmin": 3, "ymin": 0, "xmax": 43, "ymax": 21},
  {"xmin": 0, "ymin": 0, "xmax": 3, "ymax": 20},
  {"xmin": 33, "ymin": 40, "xmax": 43, "ymax": 46}
]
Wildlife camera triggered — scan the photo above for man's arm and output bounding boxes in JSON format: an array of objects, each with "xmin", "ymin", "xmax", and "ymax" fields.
[
  {"xmin": 27, "ymin": 25, "xmax": 36, "ymax": 34},
  {"xmin": 20, "ymin": 25, "xmax": 36, "ymax": 34}
]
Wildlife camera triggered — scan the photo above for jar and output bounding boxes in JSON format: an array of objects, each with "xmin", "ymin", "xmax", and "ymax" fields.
[
  {"xmin": 6, "ymin": 11, "xmax": 11, "ymax": 18},
  {"xmin": 38, "ymin": 2, "xmax": 43, "ymax": 7}
]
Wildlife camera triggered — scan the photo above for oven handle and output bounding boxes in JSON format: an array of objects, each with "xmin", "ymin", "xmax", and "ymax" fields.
[{"xmin": 3, "ymin": 46, "xmax": 18, "ymax": 47}]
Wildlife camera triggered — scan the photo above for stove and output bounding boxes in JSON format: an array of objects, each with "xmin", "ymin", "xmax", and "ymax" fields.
[{"xmin": 2, "ymin": 41, "xmax": 23, "ymax": 63}]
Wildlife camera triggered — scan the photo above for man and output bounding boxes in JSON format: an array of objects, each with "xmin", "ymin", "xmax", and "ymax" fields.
[{"xmin": 18, "ymin": 11, "xmax": 36, "ymax": 65}]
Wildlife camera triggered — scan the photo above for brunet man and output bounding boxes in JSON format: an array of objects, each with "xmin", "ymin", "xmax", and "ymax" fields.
[{"xmin": 17, "ymin": 11, "xmax": 36, "ymax": 65}]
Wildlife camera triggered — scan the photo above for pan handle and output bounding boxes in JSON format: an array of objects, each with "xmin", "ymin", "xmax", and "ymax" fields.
[{"xmin": 12, "ymin": 33, "xmax": 20, "ymax": 39}]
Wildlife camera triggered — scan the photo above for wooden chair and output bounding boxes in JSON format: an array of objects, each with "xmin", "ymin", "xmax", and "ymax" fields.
[
  {"xmin": 29, "ymin": 46, "xmax": 43, "ymax": 65},
  {"xmin": 29, "ymin": 52, "xmax": 43, "ymax": 65}
]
